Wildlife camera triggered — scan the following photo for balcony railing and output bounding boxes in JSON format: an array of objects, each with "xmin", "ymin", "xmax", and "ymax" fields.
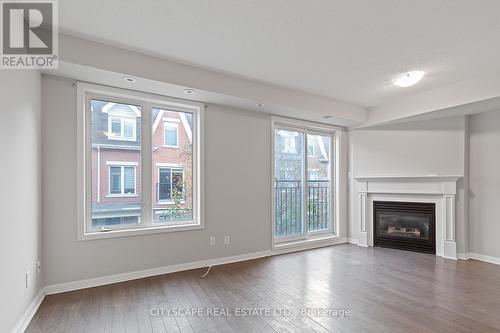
[{"xmin": 274, "ymin": 179, "xmax": 330, "ymax": 238}]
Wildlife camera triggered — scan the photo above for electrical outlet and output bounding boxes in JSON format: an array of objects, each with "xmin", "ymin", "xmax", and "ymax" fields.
[
  {"xmin": 224, "ymin": 235, "xmax": 230, "ymax": 245},
  {"xmin": 209, "ymin": 236, "xmax": 216, "ymax": 246},
  {"xmin": 36, "ymin": 260, "xmax": 41, "ymax": 276},
  {"xmin": 25, "ymin": 271, "xmax": 31, "ymax": 289}
]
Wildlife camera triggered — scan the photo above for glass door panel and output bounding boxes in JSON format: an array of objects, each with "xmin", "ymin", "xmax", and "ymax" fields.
[
  {"xmin": 274, "ymin": 129, "xmax": 304, "ymax": 239},
  {"xmin": 306, "ymin": 134, "xmax": 331, "ymax": 233}
]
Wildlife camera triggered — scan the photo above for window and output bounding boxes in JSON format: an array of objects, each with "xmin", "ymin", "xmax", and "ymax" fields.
[
  {"xmin": 78, "ymin": 83, "xmax": 203, "ymax": 239},
  {"xmin": 157, "ymin": 167, "xmax": 184, "ymax": 202},
  {"xmin": 108, "ymin": 164, "xmax": 137, "ymax": 196},
  {"xmin": 272, "ymin": 117, "xmax": 338, "ymax": 244},
  {"xmin": 164, "ymin": 122, "xmax": 178, "ymax": 147},
  {"xmin": 107, "ymin": 116, "xmax": 137, "ymax": 141}
]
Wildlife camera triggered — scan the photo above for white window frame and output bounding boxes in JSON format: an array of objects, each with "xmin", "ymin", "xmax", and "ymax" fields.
[
  {"xmin": 107, "ymin": 116, "xmax": 137, "ymax": 141},
  {"xmin": 163, "ymin": 122, "xmax": 179, "ymax": 147},
  {"xmin": 271, "ymin": 116, "xmax": 345, "ymax": 249},
  {"xmin": 77, "ymin": 82, "xmax": 204, "ymax": 240},
  {"xmin": 106, "ymin": 162, "xmax": 138, "ymax": 197},
  {"xmin": 157, "ymin": 164, "xmax": 185, "ymax": 204}
]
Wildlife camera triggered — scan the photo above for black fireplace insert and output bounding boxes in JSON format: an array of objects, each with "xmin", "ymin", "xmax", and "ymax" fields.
[{"xmin": 373, "ymin": 201, "xmax": 436, "ymax": 254}]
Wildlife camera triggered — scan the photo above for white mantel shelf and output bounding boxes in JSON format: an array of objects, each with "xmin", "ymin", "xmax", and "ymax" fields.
[
  {"xmin": 353, "ymin": 175, "xmax": 463, "ymax": 182},
  {"xmin": 354, "ymin": 175, "xmax": 462, "ymax": 260}
]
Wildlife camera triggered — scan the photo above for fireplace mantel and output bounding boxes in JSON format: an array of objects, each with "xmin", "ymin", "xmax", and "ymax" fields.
[
  {"xmin": 353, "ymin": 175, "xmax": 463, "ymax": 259},
  {"xmin": 353, "ymin": 175, "xmax": 463, "ymax": 182}
]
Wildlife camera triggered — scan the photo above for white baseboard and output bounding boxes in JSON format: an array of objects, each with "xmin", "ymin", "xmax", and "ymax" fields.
[
  {"xmin": 458, "ymin": 252, "xmax": 500, "ymax": 265},
  {"xmin": 44, "ymin": 249, "xmax": 273, "ymax": 295},
  {"xmin": 45, "ymin": 237, "xmax": 353, "ymax": 296},
  {"xmin": 10, "ymin": 289, "xmax": 45, "ymax": 333},
  {"xmin": 45, "ymin": 238, "xmax": 352, "ymax": 295},
  {"xmin": 346, "ymin": 238, "xmax": 359, "ymax": 245}
]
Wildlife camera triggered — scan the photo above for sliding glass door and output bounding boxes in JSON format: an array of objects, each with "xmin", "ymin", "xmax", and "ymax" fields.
[
  {"xmin": 274, "ymin": 126, "xmax": 333, "ymax": 242},
  {"xmin": 274, "ymin": 129, "xmax": 304, "ymax": 239}
]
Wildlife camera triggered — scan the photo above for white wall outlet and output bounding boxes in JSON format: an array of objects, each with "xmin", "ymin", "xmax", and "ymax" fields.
[
  {"xmin": 209, "ymin": 236, "xmax": 216, "ymax": 246},
  {"xmin": 36, "ymin": 260, "xmax": 41, "ymax": 276},
  {"xmin": 224, "ymin": 235, "xmax": 230, "ymax": 245},
  {"xmin": 25, "ymin": 270, "xmax": 31, "ymax": 289}
]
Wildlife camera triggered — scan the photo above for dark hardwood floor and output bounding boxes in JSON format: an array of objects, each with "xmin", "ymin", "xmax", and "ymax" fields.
[{"xmin": 26, "ymin": 244, "xmax": 500, "ymax": 332}]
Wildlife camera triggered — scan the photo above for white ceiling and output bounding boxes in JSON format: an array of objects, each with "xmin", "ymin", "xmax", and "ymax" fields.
[{"xmin": 59, "ymin": 0, "xmax": 500, "ymax": 108}]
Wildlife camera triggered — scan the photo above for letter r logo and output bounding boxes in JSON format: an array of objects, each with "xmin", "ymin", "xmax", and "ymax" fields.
[{"xmin": 2, "ymin": 1, "xmax": 54, "ymax": 54}]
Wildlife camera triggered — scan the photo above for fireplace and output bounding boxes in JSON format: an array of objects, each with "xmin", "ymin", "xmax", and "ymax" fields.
[{"xmin": 373, "ymin": 201, "xmax": 436, "ymax": 254}]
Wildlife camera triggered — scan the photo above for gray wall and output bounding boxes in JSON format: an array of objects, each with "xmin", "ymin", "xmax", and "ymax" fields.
[
  {"xmin": 348, "ymin": 117, "xmax": 469, "ymax": 253},
  {"xmin": 469, "ymin": 110, "xmax": 500, "ymax": 258},
  {"xmin": 42, "ymin": 75, "xmax": 272, "ymax": 285},
  {"xmin": 0, "ymin": 71, "xmax": 43, "ymax": 332}
]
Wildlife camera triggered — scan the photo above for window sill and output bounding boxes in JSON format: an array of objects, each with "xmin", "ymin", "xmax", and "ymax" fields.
[
  {"xmin": 79, "ymin": 222, "xmax": 203, "ymax": 241},
  {"xmin": 108, "ymin": 137, "xmax": 137, "ymax": 142},
  {"xmin": 162, "ymin": 145, "xmax": 179, "ymax": 148},
  {"xmin": 106, "ymin": 194, "xmax": 138, "ymax": 198},
  {"xmin": 157, "ymin": 200, "xmax": 186, "ymax": 205}
]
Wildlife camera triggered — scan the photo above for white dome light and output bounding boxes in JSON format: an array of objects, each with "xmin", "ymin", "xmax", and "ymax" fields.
[{"xmin": 393, "ymin": 71, "xmax": 425, "ymax": 87}]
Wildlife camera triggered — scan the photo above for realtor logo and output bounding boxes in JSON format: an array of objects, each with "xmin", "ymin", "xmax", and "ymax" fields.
[{"xmin": 1, "ymin": 0, "xmax": 58, "ymax": 69}]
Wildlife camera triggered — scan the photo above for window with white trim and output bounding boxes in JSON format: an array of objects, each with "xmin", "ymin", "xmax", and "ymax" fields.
[
  {"xmin": 157, "ymin": 166, "xmax": 184, "ymax": 202},
  {"xmin": 78, "ymin": 83, "xmax": 203, "ymax": 239},
  {"xmin": 164, "ymin": 122, "xmax": 178, "ymax": 147},
  {"xmin": 106, "ymin": 112, "xmax": 137, "ymax": 141},
  {"xmin": 108, "ymin": 164, "xmax": 136, "ymax": 196}
]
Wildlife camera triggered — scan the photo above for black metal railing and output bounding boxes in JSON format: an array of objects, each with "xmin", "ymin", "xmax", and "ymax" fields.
[
  {"xmin": 307, "ymin": 180, "xmax": 330, "ymax": 232},
  {"xmin": 275, "ymin": 180, "xmax": 303, "ymax": 237},
  {"xmin": 274, "ymin": 180, "xmax": 330, "ymax": 238}
]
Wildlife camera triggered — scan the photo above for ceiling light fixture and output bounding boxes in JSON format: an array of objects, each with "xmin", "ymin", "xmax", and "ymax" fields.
[
  {"xmin": 184, "ymin": 88, "xmax": 195, "ymax": 94},
  {"xmin": 393, "ymin": 71, "xmax": 424, "ymax": 87},
  {"xmin": 322, "ymin": 115, "xmax": 333, "ymax": 120},
  {"xmin": 256, "ymin": 103, "xmax": 264, "ymax": 107}
]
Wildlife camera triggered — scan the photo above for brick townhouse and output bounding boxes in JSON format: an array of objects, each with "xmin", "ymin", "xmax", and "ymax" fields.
[{"xmin": 90, "ymin": 100, "xmax": 193, "ymax": 227}]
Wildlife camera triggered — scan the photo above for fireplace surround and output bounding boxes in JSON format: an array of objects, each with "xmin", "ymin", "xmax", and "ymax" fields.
[
  {"xmin": 354, "ymin": 175, "xmax": 462, "ymax": 259},
  {"xmin": 373, "ymin": 201, "xmax": 436, "ymax": 254}
]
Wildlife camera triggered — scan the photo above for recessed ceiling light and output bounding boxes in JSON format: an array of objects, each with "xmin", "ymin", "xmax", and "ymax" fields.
[
  {"xmin": 322, "ymin": 115, "xmax": 333, "ymax": 120},
  {"xmin": 393, "ymin": 71, "xmax": 425, "ymax": 87},
  {"xmin": 256, "ymin": 103, "xmax": 264, "ymax": 107},
  {"xmin": 184, "ymin": 88, "xmax": 195, "ymax": 94},
  {"xmin": 123, "ymin": 76, "xmax": 136, "ymax": 83}
]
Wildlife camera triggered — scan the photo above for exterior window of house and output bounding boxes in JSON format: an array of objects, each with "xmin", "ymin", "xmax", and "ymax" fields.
[
  {"xmin": 107, "ymin": 116, "xmax": 137, "ymax": 141},
  {"xmin": 123, "ymin": 118, "xmax": 135, "ymax": 138},
  {"xmin": 109, "ymin": 165, "xmax": 136, "ymax": 195},
  {"xmin": 157, "ymin": 167, "xmax": 184, "ymax": 202},
  {"xmin": 105, "ymin": 102, "xmax": 139, "ymax": 141},
  {"xmin": 164, "ymin": 122, "xmax": 178, "ymax": 147},
  {"xmin": 273, "ymin": 118, "xmax": 337, "ymax": 244},
  {"xmin": 79, "ymin": 83, "xmax": 203, "ymax": 239},
  {"xmin": 110, "ymin": 117, "xmax": 122, "ymax": 136}
]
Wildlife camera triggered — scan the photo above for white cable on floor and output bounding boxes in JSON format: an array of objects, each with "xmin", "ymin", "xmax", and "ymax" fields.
[{"xmin": 200, "ymin": 266, "xmax": 212, "ymax": 279}]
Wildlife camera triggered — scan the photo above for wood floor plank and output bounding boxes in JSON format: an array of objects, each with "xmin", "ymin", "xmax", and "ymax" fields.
[{"xmin": 26, "ymin": 245, "xmax": 500, "ymax": 332}]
